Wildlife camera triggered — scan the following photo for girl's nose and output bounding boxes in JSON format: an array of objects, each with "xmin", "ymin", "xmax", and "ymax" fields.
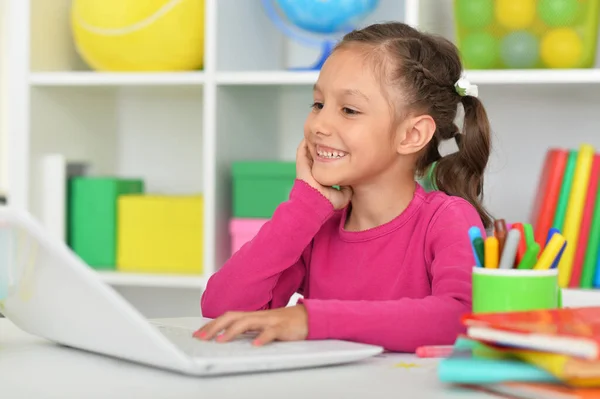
[
  {"xmin": 316, "ymin": 128, "xmax": 332, "ymax": 137},
  {"xmin": 312, "ymin": 113, "xmax": 333, "ymax": 137}
]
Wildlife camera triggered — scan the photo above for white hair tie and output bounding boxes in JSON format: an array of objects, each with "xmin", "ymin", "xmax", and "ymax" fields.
[{"xmin": 455, "ymin": 74, "xmax": 478, "ymax": 98}]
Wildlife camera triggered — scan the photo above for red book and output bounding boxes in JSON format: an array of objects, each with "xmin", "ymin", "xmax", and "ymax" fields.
[
  {"xmin": 530, "ymin": 149, "xmax": 569, "ymax": 249},
  {"xmin": 462, "ymin": 307, "xmax": 600, "ymax": 360}
]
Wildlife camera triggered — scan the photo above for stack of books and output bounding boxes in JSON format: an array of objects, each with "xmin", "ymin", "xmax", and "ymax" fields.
[{"xmin": 438, "ymin": 306, "xmax": 600, "ymax": 398}]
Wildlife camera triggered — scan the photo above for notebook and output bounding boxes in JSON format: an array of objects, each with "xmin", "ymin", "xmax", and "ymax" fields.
[
  {"xmin": 437, "ymin": 337, "xmax": 558, "ymax": 385},
  {"xmin": 472, "ymin": 382, "xmax": 600, "ymax": 399},
  {"xmin": 463, "ymin": 307, "xmax": 600, "ymax": 360}
]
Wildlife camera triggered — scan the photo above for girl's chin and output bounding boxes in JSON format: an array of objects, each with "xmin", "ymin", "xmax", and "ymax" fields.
[
  {"xmin": 312, "ymin": 164, "xmax": 354, "ymax": 186},
  {"xmin": 313, "ymin": 173, "xmax": 345, "ymax": 188}
]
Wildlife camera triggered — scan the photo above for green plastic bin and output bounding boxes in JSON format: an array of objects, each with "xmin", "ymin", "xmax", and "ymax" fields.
[
  {"xmin": 68, "ymin": 177, "xmax": 144, "ymax": 269},
  {"xmin": 232, "ymin": 161, "xmax": 296, "ymax": 218}
]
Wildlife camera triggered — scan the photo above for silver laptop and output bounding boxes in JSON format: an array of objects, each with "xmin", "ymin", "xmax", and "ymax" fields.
[{"xmin": 0, "ymin": 207, "xmax": 383, "ymax": 376}]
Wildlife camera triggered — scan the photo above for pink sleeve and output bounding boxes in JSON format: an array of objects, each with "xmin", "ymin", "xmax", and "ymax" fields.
[
  {"xmin": 300, "ymin": 199, "xmax": 482, "ymax": 352},
  {"xmin": 201, "ymin": 179, "xmax": 334, "ymax": 319}
]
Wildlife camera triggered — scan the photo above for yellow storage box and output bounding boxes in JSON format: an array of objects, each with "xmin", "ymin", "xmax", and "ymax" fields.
[{"xmin": 116, "ymin": 195, "xmax": 203, "ymax": 274}]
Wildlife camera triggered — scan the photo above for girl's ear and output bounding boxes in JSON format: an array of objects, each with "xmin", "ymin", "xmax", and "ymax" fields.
[{"xmin": 395, "ymin": 115, "xmax": 436, "ymax": 155}]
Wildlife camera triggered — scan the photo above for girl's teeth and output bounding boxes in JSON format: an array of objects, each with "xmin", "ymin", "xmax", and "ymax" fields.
[{"xmin": 317, "ymin": 149, "xmax": 346, "ymax": 159}]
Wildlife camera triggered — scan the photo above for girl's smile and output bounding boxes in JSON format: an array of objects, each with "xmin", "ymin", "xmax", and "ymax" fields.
[{"xmin": 315, "ymin": 144, "xmax": 348, "ymax": 162}]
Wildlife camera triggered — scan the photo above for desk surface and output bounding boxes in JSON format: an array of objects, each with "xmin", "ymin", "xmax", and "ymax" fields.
[
  {"xmin": 0, "ymin": 319, "xmax": 495, "ymax": 399},
  {"xmin": 3, "ymin": 290, "xmax": 599, "ymax": 398}
]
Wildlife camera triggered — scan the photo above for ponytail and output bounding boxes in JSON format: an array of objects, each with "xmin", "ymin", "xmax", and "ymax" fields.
[{"xmin": 431, "ymin": 96, "xmax": 492, "ymax": 228}]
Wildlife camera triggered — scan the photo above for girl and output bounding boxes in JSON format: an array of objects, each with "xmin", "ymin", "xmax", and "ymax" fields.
[{"xmin": 195, "ymin": 22, "xmax": 491, "ymax": 352}]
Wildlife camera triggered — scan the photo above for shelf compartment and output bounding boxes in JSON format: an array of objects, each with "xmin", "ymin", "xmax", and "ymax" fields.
[{"xmin": 97, "ymin": 271, "xmax": 207, "ymax": 288}]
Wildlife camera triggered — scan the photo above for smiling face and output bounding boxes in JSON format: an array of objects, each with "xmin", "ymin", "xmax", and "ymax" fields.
[{"xmin": 303, "ymin": 46, "xmax": 407, "ymax": 188}]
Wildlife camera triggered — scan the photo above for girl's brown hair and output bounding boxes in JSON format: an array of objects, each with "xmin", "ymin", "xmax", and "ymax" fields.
[{"xmin": 336, "ymin": 22, "xmax": 493, "ymax": 228}]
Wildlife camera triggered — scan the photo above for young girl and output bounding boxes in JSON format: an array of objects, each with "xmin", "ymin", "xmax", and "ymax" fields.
[{"xmin": 195, "ymin": 22, "xmax": 492, "ymax": 352}]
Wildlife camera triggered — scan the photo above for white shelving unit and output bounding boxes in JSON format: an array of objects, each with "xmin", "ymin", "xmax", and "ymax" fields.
[
  {"xmin": 5, "ymin": 0, "xmax": 600, "ymax": 316},
  {"xmin": 97, "ymin": 271, "xmax": 206, "ymax": 289},
  {"xmin": 30, "ymin": 71, "xmax": 207, "ymax": 87},
  {"xmin": 0, "ymin": 0, "xmax": 8, "ymax": 196}
]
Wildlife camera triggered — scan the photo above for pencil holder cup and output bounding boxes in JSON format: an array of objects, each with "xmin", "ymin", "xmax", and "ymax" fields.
[{"xmin": 472, "ymin": 267, "xmax": 561, "ymax": 314}]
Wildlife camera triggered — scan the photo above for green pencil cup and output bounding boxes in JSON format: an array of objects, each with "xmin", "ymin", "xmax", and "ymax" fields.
[{"xmin": 472, "ymin": 267, "xmax": 561, "ymax": 314}]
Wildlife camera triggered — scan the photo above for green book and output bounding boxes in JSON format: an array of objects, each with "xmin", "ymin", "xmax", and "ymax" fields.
[
  {"xmin": 552, "ymin": 150, "xmax": 577, "ymax": 230},
  {"xmin": 68, "ymin": 177, "xmax": 144, "ymax": 269}
]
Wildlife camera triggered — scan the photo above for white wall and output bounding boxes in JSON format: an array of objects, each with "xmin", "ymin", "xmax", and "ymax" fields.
[
  {"xmin": 0, "ymin": 0, "xmax": 7, "ymax": 195},
  {"xmin": 116, "ymin": 87, "xmax": 204, "ymax": 195}
]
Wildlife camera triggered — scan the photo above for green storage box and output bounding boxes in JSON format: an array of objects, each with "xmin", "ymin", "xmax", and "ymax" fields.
[
  {"xmin": 68, "ymin": 177, "xmax": 144, "ymax": 269},
  {"xmin": 232, "ymin": 161, "xmax": 296, "ymax": 218}
]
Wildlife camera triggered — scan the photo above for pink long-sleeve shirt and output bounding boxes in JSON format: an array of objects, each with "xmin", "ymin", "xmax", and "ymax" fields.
[{"xmin": 201, "ymin": 179, "xmax": 484, "ymax": 352}]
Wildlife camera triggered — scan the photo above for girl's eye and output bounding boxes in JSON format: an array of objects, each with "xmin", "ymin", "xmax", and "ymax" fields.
[
  {"xmin": 343, "ymin": 107, "xmax": 359, "ymax": 115},
  {"xmin": 311, "ymin": 102, "xmax": 323, "ymax": 111}
]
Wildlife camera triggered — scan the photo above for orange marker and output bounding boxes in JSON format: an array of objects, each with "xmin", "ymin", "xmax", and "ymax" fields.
[
  {"xmin": 484, "ymin": 236, "xmax": 499, "ymax": 268},
  {"xmin": 494, "ymin": 219, "xmax": 507, "ymax": 257}
]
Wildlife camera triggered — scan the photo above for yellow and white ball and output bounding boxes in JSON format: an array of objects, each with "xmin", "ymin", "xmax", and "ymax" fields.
[{"xmin": 71, "ymin": 0, "xmax": 204, "ymax": 71}]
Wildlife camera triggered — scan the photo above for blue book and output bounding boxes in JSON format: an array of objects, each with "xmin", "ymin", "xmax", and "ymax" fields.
[
  {"xmin": 438, "ymin": 338, "xmax": 559, "ymax": 385},
  {"xmin": 593, "ymin": 240, "xmax": 600, "ymax": 287}
]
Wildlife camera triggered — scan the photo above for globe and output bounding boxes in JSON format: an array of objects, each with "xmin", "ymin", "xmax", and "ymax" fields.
[{"xmin": 262, "ymin": 0, "xmax": 380, "ymax": 70}]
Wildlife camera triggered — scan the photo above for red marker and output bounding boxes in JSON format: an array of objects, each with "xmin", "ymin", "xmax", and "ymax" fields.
[
  {"xmin": 415, "ymin": 345, "xmax": 454, "ymax": 358},
  {"xmin": 511, "ymin": 223, "xmax": 528, "ymax": 266}
]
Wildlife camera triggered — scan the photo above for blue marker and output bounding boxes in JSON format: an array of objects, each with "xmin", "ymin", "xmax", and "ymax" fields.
[
  {"xmin": 551, "ymin": 241, "xmax": 567, "ymax": 269},
  {"xmin": 546, "ymin": 227, "xmax": 561, "ymax": 245},
  {"xmin": 469, "ymin": 226, "xmax": 483, "ymax": 268},
  {"xmin": 546, "ymin": 228, "xmax": 565, "ymax": 269}
]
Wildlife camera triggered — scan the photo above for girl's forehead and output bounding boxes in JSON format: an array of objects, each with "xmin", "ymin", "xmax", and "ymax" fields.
[
  {"xmin": 318, "ymin": 48, "xmax": 384, "ymax": 91},
  {"xmin": 318, "ymin": 47, "xmax": 410, "ymax": 116}
]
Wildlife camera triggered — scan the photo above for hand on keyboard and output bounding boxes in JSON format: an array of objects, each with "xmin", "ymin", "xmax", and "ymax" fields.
[{"xmin": 193, "ymin": 305, "xmax": 309, "ymax": 346}]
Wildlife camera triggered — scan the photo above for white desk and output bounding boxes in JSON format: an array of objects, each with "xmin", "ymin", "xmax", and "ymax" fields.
[
  {"xmin": 0, "ymin": 319, "xmax": 494, "ymax": 399},
  {"xmin": 1, "ymin": 289, "xmax": 597, "ymax": 399}
]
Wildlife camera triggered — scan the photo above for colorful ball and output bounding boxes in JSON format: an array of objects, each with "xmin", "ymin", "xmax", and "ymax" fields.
[
  {"xmin": 461, "ymin": 32, "xmax": 499, "ymax": 69},
  {"xmin": 538, "ymin": 0, "xmax": 580, "ymax": 27},
  {"xmin": 495, "ymin": 0, "xmax": 536, "ymax": 30},
  {"xmin": 455, "ymin": 0, "xmax": 494, "ymax": 30},
  {"xmin": 540, "ymin": 28, "xmax": 583, "ymax": 68},
  {"xmin": 500, "ymin": 31, "xmax": 539, "ymax": 68},
  {"xmin": 71, "ymin": 0, "xmax": 205, "ymax": 71}
]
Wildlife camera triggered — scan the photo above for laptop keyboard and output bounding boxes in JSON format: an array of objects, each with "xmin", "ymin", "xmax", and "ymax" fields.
[{"xmin": 154, "ymin": 324, "xmax": 308, "ymax": 358}]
